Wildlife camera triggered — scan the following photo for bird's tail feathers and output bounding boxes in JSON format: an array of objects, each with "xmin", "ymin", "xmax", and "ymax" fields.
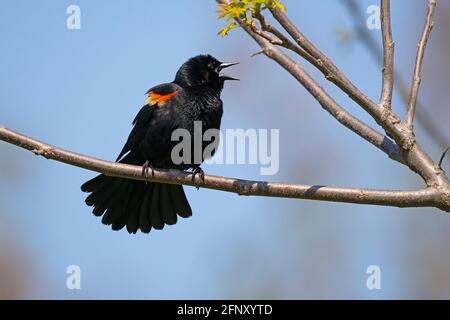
[{"xmin": 80, "ymin": 154, "xmax": 192, "ymax": 234}]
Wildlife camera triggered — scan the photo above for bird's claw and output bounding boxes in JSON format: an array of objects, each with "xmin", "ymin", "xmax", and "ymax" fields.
[
  {"xmin": 142, "ymin": 161, "xmax": 154, "ymax": 180},
  {"xmin": 191, "ymin": 167, "xmax": 205, "ymax": 190}
]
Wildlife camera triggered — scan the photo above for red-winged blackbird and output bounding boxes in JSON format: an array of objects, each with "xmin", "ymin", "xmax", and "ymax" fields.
[{"xmin": 81, "ymin": 54, "xmax": 238, "ymax": 234}]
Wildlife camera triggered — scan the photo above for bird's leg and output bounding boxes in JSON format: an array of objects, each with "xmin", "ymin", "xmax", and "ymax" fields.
[
  {"xmin": 141, "ymin": 160, "xmax": 154, "ymax": 180},
  {"xmin": 191, "ymin": 166, "xmax": 205, "ymax": 190}
]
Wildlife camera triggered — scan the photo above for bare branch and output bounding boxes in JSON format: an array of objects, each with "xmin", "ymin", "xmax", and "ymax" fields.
[
  {"xmin": 251, "ymin": 11, "xmax": 317, "ymax": 66},
  {"xmin": 380, "ymin": 0, "xmax": 394, "ymax": 108},
  {"xmin": 248, "ymin": 21, "xmax": 283, "ymax": 45},
  {"xmin": 342, "ymin": 0, "xmax": 449, "ymax": 150},
  {"xmin": 1, "ymin": 126, "xmax": 448, "ymax": 211},
  {"xmin": 263, "ymin": 1, "xmax": 444, "ymax": 183},
  {"xmin": 405, "ymin": 0, "xmax": 437, "ymax": 130},
  {"xmin": 265, "ymin": 6, "xmax": 433, "ymax": 159},
  {"xmin": 215, "ymin": 0, "xmax": 450, "ymax": 189},
  {"xmin": 1, "ymin": 2, "xmax": 448, "ymax": 217},
  {"xmin": 268, "ymin": 7, "xmax": 385, "ymax": 123},
  {"xmin": 216, "ymin": 1, "xmax": 404, "ymax": 164},
  {"xmin": 256, "ymin": 44, "xmax": 405, "ymax": 164}
]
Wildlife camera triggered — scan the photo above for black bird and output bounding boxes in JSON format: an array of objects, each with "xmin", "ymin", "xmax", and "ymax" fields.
[{"xmin": 81, "ymin": 54, "xmax": 238, "ymax": 234}]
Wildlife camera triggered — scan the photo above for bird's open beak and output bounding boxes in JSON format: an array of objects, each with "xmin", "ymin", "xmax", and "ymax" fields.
[
  {"xmin": 219, "ymin": 74, "xmax": 239, "ymax": 81},
  {"xmin": 220, "ymin": 62, "xmax": 239, "ymax": 69},
  {"xmin": 219, "ymin": 62, "xmax": 239, "ymax": 81}
]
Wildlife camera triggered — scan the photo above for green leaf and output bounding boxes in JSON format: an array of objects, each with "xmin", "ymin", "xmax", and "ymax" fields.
[
  {"xmin": 218, "ymin": 22, "xmax": 238, "ymax": 37},
  {"xmin": 216, "ymin": 0, "xmax": 286, "ymax": 37}
]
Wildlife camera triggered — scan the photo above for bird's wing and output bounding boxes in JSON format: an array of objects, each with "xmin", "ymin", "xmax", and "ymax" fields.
[{"xmin": 116, "ymin": 83, "xmax": 180, "ymax": 162}]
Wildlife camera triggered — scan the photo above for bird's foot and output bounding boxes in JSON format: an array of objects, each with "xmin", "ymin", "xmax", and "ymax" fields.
[
  {"xmin": 191, "ymin": 167, "xmax": 205, "ymax": 190},
  {"xmin": 142, "ymin": 161, "xmax": 154, "ymax": 180}
]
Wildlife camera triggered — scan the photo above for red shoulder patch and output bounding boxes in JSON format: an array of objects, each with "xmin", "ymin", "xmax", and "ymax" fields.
[{"xmin": 145, "ymin": 91, "xmax": 178, "ymax": 107}]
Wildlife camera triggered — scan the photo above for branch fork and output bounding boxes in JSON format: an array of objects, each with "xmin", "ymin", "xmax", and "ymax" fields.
[{"xmin": 211, "ymin": 0, "xmax": 450, "ymax": 211}]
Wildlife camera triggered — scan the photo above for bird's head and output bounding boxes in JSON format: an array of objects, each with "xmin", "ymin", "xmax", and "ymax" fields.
[{"xmin": 174, "ymin": 54, "xmax": 238, "ymax": 91}]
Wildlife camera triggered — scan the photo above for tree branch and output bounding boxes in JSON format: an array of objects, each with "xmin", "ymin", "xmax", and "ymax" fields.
[
  {"xmin": 268, "ymin": 7, "xmax": 387, "ymax": 125},
  {"xmin": 257, "ymin": 43, "xmax": 404, "ymax": 164},
  {"xmin": 1, "ymin": 126, "xmax": 448, "ymax": 211},
  {"xmin": 405, "ymin": 0, "xmax": 437, "ymax": 130},
  {"xmin": 248, "ymin": 21, "xmax": 283, "ymax": 45},
  {"xmin": 217, "ymin": 2, "xmax": 404, "ymax": 165},
  {"xmin": 251, "ymin": 11, "xmax": 317, "ymax": 66},
  {"xmin": 215, "ymin": 0, "xmax": 450, "ymax": 191},
  {"xmin": 439, "ymin": 147, "xmax": 450, "ymax": 168},
  {"xmin": 260, "ymin": 1, "xmax": 445, "ymax": 185},
  {"xmin": 262, "ymin": 5, "xmax": 432, "ymax": 172},
  {"xmin": 2, "ymin": 2, "xmax": 449, "ymax": 215},
  {"xmin": 380, "ymin": 0, "xmax": 394, "ymax": 108}
]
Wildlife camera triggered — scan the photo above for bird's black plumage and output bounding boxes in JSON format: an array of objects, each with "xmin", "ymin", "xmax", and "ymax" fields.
[{"xmin": 81, "ymin": 54, "xmax": 237, "ymax": 234}]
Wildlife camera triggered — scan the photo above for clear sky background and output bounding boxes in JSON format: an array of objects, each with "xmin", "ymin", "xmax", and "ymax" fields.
[{"xmin": 1, "ymin": 0, "xmax": 450, "ymax": 299}]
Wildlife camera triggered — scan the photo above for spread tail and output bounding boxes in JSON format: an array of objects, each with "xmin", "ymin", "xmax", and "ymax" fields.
[{"xmin": 80, "ymin": 154, "xmax": 192, "ymax": 234}]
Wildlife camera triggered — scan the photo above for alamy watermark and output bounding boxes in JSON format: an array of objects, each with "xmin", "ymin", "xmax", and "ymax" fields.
[
  {"xmin": 367, "ymin": 5, "xmax": 381, "ymax": 30},
  {"xmin": 171, "ymin": 121, "xmax": 279, "ymax": 176},
  {"xmin": 66, "ymin": 264, "xmax": 81, "ymax": 290},
  {"xmin": 366, "ymin": 264, "xmax": 381, "ymax": 290},
  {"xmin": 66, "ymin": 5, "xmax": 81, "ymax": 30}
]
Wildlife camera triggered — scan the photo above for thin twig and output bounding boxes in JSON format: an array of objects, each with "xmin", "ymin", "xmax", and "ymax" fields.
[
  {"xmin": 0, "ymin": 126, "xmax": 446, "ymax": 211},
  {"xmin": 405, "ymin": 0, "xmax": 437, "ymax": 130},
  {"xmin": 439, "ymin": 147, "xmax": 450, "ymax": 168},
  {"xmin": 380, "ymin": 0, "xmax": 394, "ymax": 109},
  {"xmin": 216, "ymin": 3, "xmax": 405, "ymax": 164},
  {"xmin": 253, "ymin": 11, "xmax": 316, "ymax": 64},
  {"xmin": 250, "ymin": 50, "xmax": 264, "ymax": 57},
  {"xmin": 248, "ymin": 21, "xmax": 283, "ymax": 45}
]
